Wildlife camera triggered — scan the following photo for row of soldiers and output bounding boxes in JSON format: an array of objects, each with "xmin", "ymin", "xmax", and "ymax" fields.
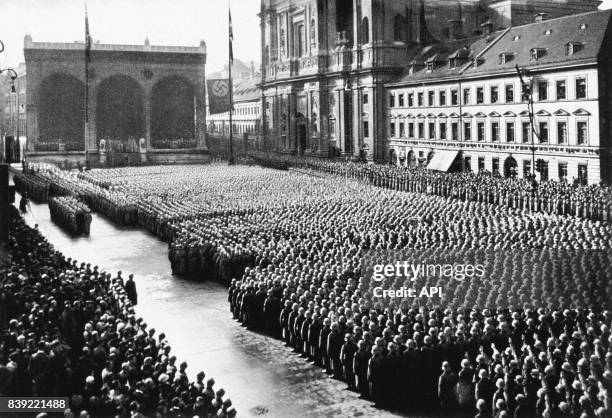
[{"xmin": 48, "ymin": 196, "xmax": 92, "ymax": 236}]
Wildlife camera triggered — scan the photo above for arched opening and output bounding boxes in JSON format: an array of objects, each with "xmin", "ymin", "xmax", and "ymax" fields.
[
  {"xmin": 394, "ymin": 15, "xmax": 407, "ymax": 42},
  {"xmin": 427, "ymin": 151, "xmax": 435, "ymax": 164},
  {"xmin": 389, "ymin": 149, "xmax": 398, "ymax": 165},
  {"xmin": 38, "ymin": 73, "xmax": 85, "ymax": 151},
  {"xmin": 151, "ymin": 76, "xmax": 196, "ymax": 149},
  {"xmin": 504, "ymin": 156, "xmax": 518, "ymax": 178},
  {"xmin": 407, "ymin": 150, "xmax": 417, "ymax": 169},
  {"xmin": 336, "ymin": 0, "xmax": 354, "ymax": 44},
  {"xmin": 361, "ymin": 17, "xmax": 370, "ymax": 44},
  {"xmin": 96, "ymin": 75, "xmax": 144, "ymax": 145}
]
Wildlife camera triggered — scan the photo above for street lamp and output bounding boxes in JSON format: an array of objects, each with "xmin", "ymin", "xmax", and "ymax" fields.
[
  {"xmin": 1, "ymin": 68, "xmax": 20, "ymax": 163},
  {"xmin": 515, "ymin": 65, "xmax": 540, "ymax": 196}
]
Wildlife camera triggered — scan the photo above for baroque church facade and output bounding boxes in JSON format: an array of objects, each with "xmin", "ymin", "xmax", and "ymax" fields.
[{"xmin": 259, "ymin": 0, "xmax": 601, "ymax": 161}]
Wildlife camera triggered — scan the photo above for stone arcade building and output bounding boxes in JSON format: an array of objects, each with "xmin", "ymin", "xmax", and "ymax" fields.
[
  {"xmin": 259, "ymin": 0, "xmax": 601, "ymax": 161},
  {"xmin": 23, "ymin": 35, "xmax": 209, "ymax": 165}
]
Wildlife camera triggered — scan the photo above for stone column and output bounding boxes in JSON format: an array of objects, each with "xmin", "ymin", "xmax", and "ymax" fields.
[
  {"xmin": 337, "ymin": 89, "xmax": 345, "ymax": 153},
  {"xmin": 143, "ymin": 86, "xmax": 152, "ymax": 151},
  {"xmin": 196, "ymin": 81, "xmax": 208, "ymax": 149},
  {"xmin": 86, "ymin": 81, "xmax": 97, "ymax": 153},
  {"xmin": 288, "ymin": 93, "xmax": 297, "ymax": 151},
  {"xmin": 352, "ymin": 87, "xmax": 362, "ymax": 156}
]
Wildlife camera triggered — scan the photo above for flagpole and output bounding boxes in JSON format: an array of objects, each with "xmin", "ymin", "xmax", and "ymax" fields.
[
  {"xmin": 84, "ymin": 0, "xmax": 90, "ymax": 166},
  {"xmin": 228, "ymin": 1, "xmax": 235, "ymax": 165}
]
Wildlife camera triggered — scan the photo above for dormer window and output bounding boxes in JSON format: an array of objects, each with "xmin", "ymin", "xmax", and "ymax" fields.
[
  {"xmin": 426, "ymin": 62, "xmax": 434, "ymax": 72},
  {"xmin": 544, "ymin": 29, "xmax": 552, "ymax": 35},
  {"xmin": 531, "ymin": 48, "xmax": 547, "ymax": 60},
  {"xmin": 565, "ymin": 42, "xmax": 584, "ymax": 55},
  {"xmin": 474, "ymin": 57, "xmax": 485, "ymax": 67},
  {"xmin": 579, "ymin": 23, "xmax": 588, "ymax": 30},
  {"xmin": 513, "ymin": 35, "xmax": 521, "ymax": 41},
  {"xmin": 499, "ymin": 52, "xmax": 514, "ymax": 65}
]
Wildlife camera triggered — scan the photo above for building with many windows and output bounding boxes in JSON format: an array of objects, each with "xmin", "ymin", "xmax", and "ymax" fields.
[
  {"xmin": 386, "ymin": 10, "xmax": 612, "ymax": 184},
  {"xmin": 259, "ymin": 0, "xmax": 600, "ymax": 161}
]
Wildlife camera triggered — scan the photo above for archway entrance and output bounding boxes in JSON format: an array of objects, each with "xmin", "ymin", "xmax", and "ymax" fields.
[
  {"xmin": 38, "ymin": 73, "xmax": 85, "ymax": 150},
  {"xmin": 96, "ymin": 75, "xmax": 144, "ymax": 143},
  {"xmin": 151, "ymin": 76, "xmax": 196, "ymax": 149},
  {"xmin": 504, "ymin": 156, "xmax": 518, "ymax": 178},
  {"xmin": 407, "ymin": 150, "xmax": 416, "ymax": 169},
  {"xmin": 389, "ymin": 149, "xmax": 398, "ymax": 165}
]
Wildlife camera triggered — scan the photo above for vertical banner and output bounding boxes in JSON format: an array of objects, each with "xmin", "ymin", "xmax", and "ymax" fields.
[{"xmin": 207, "ymin": 79, "xmax": 232, "ymax": 115}]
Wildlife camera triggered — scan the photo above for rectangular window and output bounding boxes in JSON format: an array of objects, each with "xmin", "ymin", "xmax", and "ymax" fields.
[
  {"xmin": 477, "ymin": 87, "xmax": 484, "ymax": 104},
  {"xmin": 478, "ymin": 157, "xmax": 485, "ymax": 172},
  {"xmin": 399, "ymin": 122, "xmax": 405, "ymax": 138},
  {"xmin": 491, "ymin": 121, "xmax": 500, "ymax": 142},
  {"xmin": 463, "ymin": 88, "xmax": 470, "ymax": 105},
  {"xmin": 363, "ymin": 92, "xmax": 369, "ymax": 104},
  {"xmin": 451, "ymin": 90, "xmax": 458, "ymax": 106},
  {"xmin": 522, "ymin": 122, "xmax": 531, "ymax": 143},
  {"xmin": 576, "ymin": 78, "xmax": 586, "ymax": 99},
  {"xmin": 506, "ymin": 122, "xmax": 515, "ymax": 143},
  {"xmin": 390, "ymin": 94, "xmax": 395, "ymax": 108},
  {"xmin": 492, "ymin": 158, "xmax": 500, "ymax": 175},
  {"xmin": 439, "ymin": 90, "xmax": 446, "ymax": 106},
  {"xmin": 539, "ymin": 121, "xmax": 549, "ymax": 143},
  {"xmin": 408, "ymin": 93, "xmax": 414, "ymax": 107},
  {"xmin": 523, "ymin": 160, "xmax": 531, "ymax": 178},
  {"xmin": 557, "ymin": 121, "xmax": 567, "ymax": 144},
  {"xmin": 398, "ymin": 94, "xmax": 405, "ymax": 107},
  {"xmin": 577, "ymin": 121, "xmax": 588, "ymax": 145},
  {"xmin": 408, "ymin": 122, "xmax": 414, "ymax": 138},
  {"xmin": 428, "ymin": 91, "xmax": 435, "ymax": 106},
  {"xmin": 505, "ymin": 84, "xmax": 514, "ymax": 103},
  {"xmin": 429, "ymin": 122, "xmax": 436, "ymax": 139},
  {"xmin": 491, "ymin": 86, "xmax": 499, "ymax": 104},
  {"xmin": 418, "ymin": 122, "xmax": 424, "ymax": 138},
  {"xmin": 464, "ymin": 121, "xmax": 472, "ymax": 141},
  {"xmin": 390, "ymin": 122, "xmax": 396, "ymax": 137},
  {"xmin": 440, "ymin": 122, "xmax": 447, "ymax": 140},
  {"xmin": 464, "ymin": 156, "xmax": 471, "ymax": 172},
  {"xmin": 538, "ymin": 81, "xmax": 548, "ymax": 101},
  {"xmin": 477, "ymin": 122, "xmax": 485, "ymax": 141},
  {"xmin": 451, "ymin": 122, "xmax": 458, "ymax": 140},
  {"xmin": 417, "ymin": 92, "xmax": 424, "ymax": 106},
  {"xmin": 556, "ymin": 80, "xmax": 566, "ymax": 100},
  {"xmin": 363, "ymin": 121, "xmax": 369, "ymax": 138},
  {"xmin": 558, "ymin": 162, "xmax": 568, "ymax": 181}
]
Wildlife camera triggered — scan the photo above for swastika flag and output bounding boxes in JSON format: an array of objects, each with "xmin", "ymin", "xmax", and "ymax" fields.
[{"xmin": 207, "ymin": 79, "xmax": 232, "ymax": 115}]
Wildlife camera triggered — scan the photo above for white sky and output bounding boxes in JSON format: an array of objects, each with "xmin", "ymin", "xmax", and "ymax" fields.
[
  {"xmin": 1, "ymin": 0, "xmax": 611, "ymax": 72},
  {"xmin": 0, "ymin": 0, "xmax": 261, "ymax": 73}
]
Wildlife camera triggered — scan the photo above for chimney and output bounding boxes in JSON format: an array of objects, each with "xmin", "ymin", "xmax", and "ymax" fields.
[
  {"xmin": 448, "ymin": 19, "xmax": 463, "ymax": 40},
  {"xmin": 534, "ymin": 13, "xmax": 547, "ymax": 23},
  {"xmin": 144, "ymin": 37, "xmax": 150, "ymax": 46}
]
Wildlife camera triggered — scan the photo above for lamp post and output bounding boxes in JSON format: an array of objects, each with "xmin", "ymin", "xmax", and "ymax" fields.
[
  {"xmin": 515, "ymin": 65, "xmax": 540, "ymax": 196},
  {"xmin": 0, "ymin": 68, "xmax": 19, "ymax": 163}
]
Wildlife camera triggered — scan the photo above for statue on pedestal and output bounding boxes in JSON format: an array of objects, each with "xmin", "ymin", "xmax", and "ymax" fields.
[
  {"xmin": 99, "ymin": 138, "xmax": 107, "ymax": 164},
  {"xmin": 139, "ymin": 138, "xmax": 147, "ymax": 163}
]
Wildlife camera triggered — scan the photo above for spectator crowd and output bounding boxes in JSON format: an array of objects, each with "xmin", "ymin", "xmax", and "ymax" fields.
[{"xmin": 0, "ymin": 206, "xmax": 235, "ymax": 417}]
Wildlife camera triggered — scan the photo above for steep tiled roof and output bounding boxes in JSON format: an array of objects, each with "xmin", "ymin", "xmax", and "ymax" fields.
[
  {"xmin": 463, "ymin": 9, "xmax": 612, "ymax": 76},
  {"xmin": 388, "ymin": 9, "xmax": 612, "ymax": 87}
]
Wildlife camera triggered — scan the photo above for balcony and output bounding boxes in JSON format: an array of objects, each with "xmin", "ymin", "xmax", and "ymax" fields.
[{"xmin": 388, "ymin": 137, "xmax": 601, "ymax": 156}]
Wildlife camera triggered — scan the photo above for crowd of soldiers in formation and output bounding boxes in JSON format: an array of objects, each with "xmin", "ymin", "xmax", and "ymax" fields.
[
  {"xmin": 0, "ymin": 206, "xmax": 236, "ymax": 417},
  {"xmin": 48, "ymin": 196, "xmax": 92, "ymax": 236},
  {"xmin": 245, "ymin": 151, "xmax": 612, "ymax": 222},
  {"xmin": 9, "ymin": 159, "xmax": 612, "ymax": 416}
]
